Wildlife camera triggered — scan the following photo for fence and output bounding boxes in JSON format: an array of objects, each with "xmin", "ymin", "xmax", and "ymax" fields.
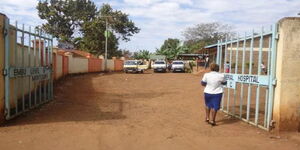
[
  {"xmin": 0, "ymin": 13, "xmax": 125, "ymax": 123},
  {"xmin": 52, "ymin": 52, "xmax": 124, "ymax": 80},
  {"xmin": 205, "ymin": 17, "xmax": 300, "ymax": 131},
  {"xmin": 0, "ymin": 14, "xmax": 53, "ymax": 120}
]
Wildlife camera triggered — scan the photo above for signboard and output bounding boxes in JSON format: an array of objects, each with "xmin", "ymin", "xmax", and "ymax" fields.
[
  {"xmin": 9, "ymin": 67, "xmax": 51, "ymax": 81},
  {"xmin": 224, "ymin": 73, "xmax": 269, "ymax": 86},
  {"xmin": 104, "ymin": 30, "xmax": 111, "ymax": 38},
  {"xmin": 226, "ymin": 80, "xmax": 236, "ymax": 89}
]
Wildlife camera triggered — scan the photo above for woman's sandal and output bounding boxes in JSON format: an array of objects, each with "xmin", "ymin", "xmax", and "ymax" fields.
[
  {"xmin": 210, "ymin": 121, "xmax": 217, "ymax": 126},
  {"xmin": 205, "ymin": 119, "xmax": 209, "ymax": 123}
]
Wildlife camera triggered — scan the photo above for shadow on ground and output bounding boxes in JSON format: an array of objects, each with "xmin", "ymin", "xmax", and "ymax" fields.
[{"xmin": 2, "ymin": 74, "xmax": 127, "ymax": 126}]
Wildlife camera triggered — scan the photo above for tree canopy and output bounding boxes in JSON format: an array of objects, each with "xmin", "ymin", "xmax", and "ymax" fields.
[
  {"xmin": 37, "ymin": 0, "xmax": 140, "ymax": 57},
  {"xmin": 156, "ymin": 38, "xmax": 189, "ymax": 60},
  {"xmin": 133, "ymin": 50, "xmax": 151, "ymax": 60},
  {"xmin": 182, "ymin": 22, "xmax": 234, "ymax": 52}
]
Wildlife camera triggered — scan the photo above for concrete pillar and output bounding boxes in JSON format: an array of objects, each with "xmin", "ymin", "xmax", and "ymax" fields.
[
  {"xmin": 32, "ymin": 40, "xmax": 44, "ymax": 66},
  {"xmin": 273, "ymin": 17, "xmax": 300, "ymax": 132},
  {"xmin": 0, "ymin": 13, "xmax": 6, "ymax": 123}
]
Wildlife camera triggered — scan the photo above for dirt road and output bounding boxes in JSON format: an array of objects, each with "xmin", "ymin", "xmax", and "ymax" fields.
[{"xmin": 0, "ymin": 72, "xmax": 299, "ymax": 150}]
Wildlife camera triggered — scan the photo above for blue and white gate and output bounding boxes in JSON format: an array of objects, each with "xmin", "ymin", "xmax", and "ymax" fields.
[
  {"xmin": 3, "ymin": 16, "xmax": 53, "ymax": 120},
  {"xmin": 207, "ymin": 25, "xmax": 278, "ymax": 130}
]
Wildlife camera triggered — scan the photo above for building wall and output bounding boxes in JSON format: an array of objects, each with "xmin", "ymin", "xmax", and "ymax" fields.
[
  {"xmin": 107, "ymin": 59, "xmax": 115, "ymax": 71},
  {"xmin": 62, "ymin": 56, "xmax": 69, "ymax": 76},
  {"xmin": 55, "ymin": 54, "xmax": 63, "ymax": 79},
  {"xmin": 88, "ymin": 58, "xmax": 102, "ymax": 72},
  {"xmin": 273, "ymin": 17, "xmax": 300, "ymax": 132},
  {"xmin": 68, "ymin": 56, "xmax": 89, "ymax": 74},
  {"xmin": 114, "ymin": 59, "xmax": 124, "ymax": 71}
]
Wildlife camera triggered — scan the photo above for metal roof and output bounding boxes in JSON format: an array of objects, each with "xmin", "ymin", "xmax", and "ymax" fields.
[{"xmin": 204, "ymin": 44, "xmax": 218, "ymax": 49}]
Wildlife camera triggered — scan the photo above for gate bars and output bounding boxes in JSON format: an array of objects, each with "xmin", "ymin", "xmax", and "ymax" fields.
[
  {"xmin": 3, "ymin": 17, "xmax": 53, "ymax": 120},
  {"xmin": 214, "ymin": 24, "xmax": 278, "ymax": 130}
]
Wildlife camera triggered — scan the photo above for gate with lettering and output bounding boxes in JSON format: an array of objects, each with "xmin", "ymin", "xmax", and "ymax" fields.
[
  {"xmin": 206, "ymin": 25, "xmax": 278, "ymax": 130},
  {"xmin": 3, "ymin": 16, "xmax": 53, "ymax": 120}
]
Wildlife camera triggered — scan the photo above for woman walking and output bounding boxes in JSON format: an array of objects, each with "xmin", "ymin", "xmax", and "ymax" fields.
[{"xmin": 201, "ymin": 63, "xmax": 227, "ymax": 126}]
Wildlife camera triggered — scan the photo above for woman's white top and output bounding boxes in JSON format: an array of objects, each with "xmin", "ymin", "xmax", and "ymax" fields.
[{"xmin": 202, "ymin": 71, "xmax": 225, "ymax": 94}]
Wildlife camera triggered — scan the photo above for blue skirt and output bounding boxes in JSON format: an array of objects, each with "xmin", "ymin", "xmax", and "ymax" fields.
[{"xmin": 204, "ymin": 93, "xmax": 223, "ymax": 110}]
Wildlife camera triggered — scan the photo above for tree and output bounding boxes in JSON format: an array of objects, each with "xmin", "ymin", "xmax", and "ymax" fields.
[
  {"xmin": 182, "ymin": 22, "xmax": 234, "ymax": 52},
  {"xmin": 156, "ymin": 38, "xmax": 189, "ymax": 60},
  {"xmin": 37, "ymin": 0, "xmax": 97, "ymax": 42},
  {"xmin": 37, "ymin": 1, "xmax": 140, "ymax": 57},
  {"xmin": 77, "ymin": 4, "xmax": 140, "ymax": 57},
  {"xmin": 120, "ymin": 49, "xmax": 132, "ymax": 58},
  {"xmin": 133, "ymin": 50, "xmax": 151, "ymax": 60}
]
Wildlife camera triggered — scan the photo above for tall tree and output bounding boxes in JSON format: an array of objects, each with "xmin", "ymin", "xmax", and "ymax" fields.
[
  {"xmin": 182, "ymin": 22, "xmax": 234, "ymax": 52},
  {"xmin": 37, "ymin": 1, "xmax": 140, "ymax": 57},
  {"xmin": 77, "ymin": 4, "xmax": 140, "ymax": 56},
  {"xmin": 37, "ymin": 0, "xmax": 97, "ymax": 42}
]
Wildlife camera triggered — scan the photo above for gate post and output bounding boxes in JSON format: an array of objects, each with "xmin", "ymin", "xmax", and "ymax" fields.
[
  {"xmin": 0, "ymin": 13, "xmax": 6, "ymax": 123},
  {"xmin": 273, "ymin": 17, "xmax": 300, "ymax": 131}
]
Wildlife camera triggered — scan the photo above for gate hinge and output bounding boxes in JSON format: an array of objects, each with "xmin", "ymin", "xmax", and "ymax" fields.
[
  {"xmin": 275, "ymin": 33, "xmax": 279, "ymax": 40},
  {"xmin": 3, "ymin": 69, "xmax": 8, "ymax": 76},
  {"xmin": 3, "ymin": 27, "xmax": 8, "ymax": 36},
  {"xmin": 272, "ymin": 79, "xmax": 277, "ymax": 86}
]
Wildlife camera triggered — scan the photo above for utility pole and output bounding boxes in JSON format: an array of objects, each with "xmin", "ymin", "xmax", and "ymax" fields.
[
  {"xmin": 105, "ymin": 17, "xmax": 108, "ymax": 71},
  {"xmin": 101, "ymin": 15, "xmax": 115, "ymax": 71}
]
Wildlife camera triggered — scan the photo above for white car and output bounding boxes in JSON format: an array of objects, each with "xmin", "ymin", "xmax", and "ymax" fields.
[
  {"xmin": 171, "ymin": 60, "xmax": 185, "ymax": 72},
  {"xmin": 153, "ymin": 60, "xmax": 167, "ymax": 72}
]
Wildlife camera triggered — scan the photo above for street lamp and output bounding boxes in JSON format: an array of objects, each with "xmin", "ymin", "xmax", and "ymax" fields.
[{"xmin": 100, "ymin": 16, "xmax": 115, "ymax": 71}]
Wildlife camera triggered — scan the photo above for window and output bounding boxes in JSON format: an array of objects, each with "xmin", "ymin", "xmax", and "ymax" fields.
[
  {"xmin": 172, "ymin": 62, "xmax": 184, "ymax": 64},
  {"xmin": 155, "ymin": 61, "xmax": 165, "ymax": 64}
]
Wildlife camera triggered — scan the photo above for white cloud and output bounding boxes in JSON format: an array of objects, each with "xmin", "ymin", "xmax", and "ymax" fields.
[
  {"xmin": 0, "ymin": 0, "xmax": 42, "ymax": 26},
  {"xmin": 1, "ymin": 0, "xmax": 300, "ymax": 52},
  {"xmin": 123, "ymin": 0, "xmax": 161, "ymax": 6}
]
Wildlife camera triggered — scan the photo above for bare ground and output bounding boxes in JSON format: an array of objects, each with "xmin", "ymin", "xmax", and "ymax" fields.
[{"xmin": 0, "ymin": 71, "xmax": 299, "ymax": 150}]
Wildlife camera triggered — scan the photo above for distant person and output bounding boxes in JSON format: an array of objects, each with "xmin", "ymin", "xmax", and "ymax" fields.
[
  {"xmin": 189, "ymin": 61, "xmax": 193, "ymax": 72},
  {"xmin": 167, "ymin": 61, "xmax": 172, "ymax": 71},
  {"xmin": 261, "ymin": 62, "xmax": 267, "ymax": 74},
  {"xmin": 224, "ymin": 61, "xmax": 230, "ymax": 73},
  {"xmin": 204, "ymin": 56, "xmax": 209, "ymax": 69},
  {"xmin": 201, "ymin": 63, "xmax": 227, "ymax": 126}
]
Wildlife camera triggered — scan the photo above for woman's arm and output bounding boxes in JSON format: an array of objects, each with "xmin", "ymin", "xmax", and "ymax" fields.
[
  {"xmin": 221, "ymin": 74, "xmax": 227, "ymax": 85},
  {"xmin": 221, "ymin": 81, "xmax": 227, "ymax": 85},
  {"xmin": 201, "ymin": 74, "xmax": 207, "ymax": 86}
]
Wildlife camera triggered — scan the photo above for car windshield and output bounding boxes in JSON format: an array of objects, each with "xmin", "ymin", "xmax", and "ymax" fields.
[
  {"xmin": 155, "ymin": 62, "xmax": 165, "ymax": 64},
  {"xmin": 172, "ymin": 62, "xmax": 183, "ymax": 64},
  {"xmin": 125, "ymin": 61, "xmax": 138, "ymax": 65}
]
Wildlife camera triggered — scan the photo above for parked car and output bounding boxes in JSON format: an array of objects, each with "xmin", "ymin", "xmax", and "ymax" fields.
[
  {"xmin": 171, "ymin": 60, "xmax": 185, "ymax": 72},
  {"xmin": 123, "ymin": 60, "xmax": 148, "ymax": 73},
  {"xmin": 153, "ymin": 60, "xmax": 167, "ymax": 72}
]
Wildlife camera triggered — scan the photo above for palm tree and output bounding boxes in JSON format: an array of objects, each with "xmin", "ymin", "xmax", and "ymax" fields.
[
  {"xmin": 156, "ymin": 42, "xmax": 189, "ymax": 60},
  {"xmin": 133, "ymin": 50, "xmax": 151, "ymax": 60}
]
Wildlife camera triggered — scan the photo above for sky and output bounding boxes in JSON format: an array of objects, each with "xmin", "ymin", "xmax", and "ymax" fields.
[{"xmin": 0, "ymin": 0, "xmax": 300, "ymax": 52}]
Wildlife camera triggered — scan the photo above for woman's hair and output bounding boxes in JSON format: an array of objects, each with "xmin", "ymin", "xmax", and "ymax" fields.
[{"xmin": 210, "ymin": 63, "xmax": 220, "ymax": 72}]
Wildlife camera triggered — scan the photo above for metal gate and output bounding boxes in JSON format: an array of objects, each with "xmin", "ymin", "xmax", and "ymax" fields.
[
  {"xmin": 3, "ymin": 16, "xmax": 53, "ymax": 120},
  {"xmin": 211, "ymin": 24, "xmax": 278, "ymax": 130}
]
